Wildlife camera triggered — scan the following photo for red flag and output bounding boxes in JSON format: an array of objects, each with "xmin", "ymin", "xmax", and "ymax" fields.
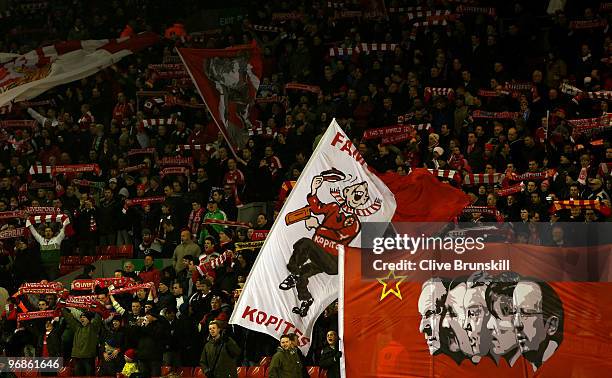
[
  {"xmin": 177, "ymin": 42, "xmax": 262, "ymax": 159},
  {"xmin": 378, "ymin": 168, "xmax": 471, "ymax": 222}
]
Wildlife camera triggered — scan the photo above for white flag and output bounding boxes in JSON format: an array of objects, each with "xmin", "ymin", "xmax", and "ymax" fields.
[
  {"xmin": 0, "ymin": 33, "xmax": 159, "ymax": 107},
  {"xmin": 230, "ymin": 119, "xmax": 396, "ymax": 352}
]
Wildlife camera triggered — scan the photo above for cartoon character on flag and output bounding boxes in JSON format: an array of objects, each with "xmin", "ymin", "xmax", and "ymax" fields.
[{"xmin": 280, "ymin": 168, "xmax": 382, "ymax": 316}]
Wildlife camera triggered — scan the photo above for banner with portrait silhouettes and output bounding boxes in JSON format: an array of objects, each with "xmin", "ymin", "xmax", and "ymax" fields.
[{"xmin": 342, "ymin": 221, "xmax": 612, "ymax": 377}]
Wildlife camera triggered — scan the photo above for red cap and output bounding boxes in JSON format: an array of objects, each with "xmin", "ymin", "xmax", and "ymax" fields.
[{"xmin": 124, "ymin": 349, "xmax": 136, "ymax": 361}]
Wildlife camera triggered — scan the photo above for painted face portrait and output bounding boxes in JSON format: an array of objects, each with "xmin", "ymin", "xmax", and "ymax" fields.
[
  {"xmin": 463, "ymin": 284, "xmax": 493, "ymax": 359},
  {"xmin": 487, "ymin": 294, "xmax": 517, "ymax": 356},
  {"xmin": 418, "ymin": 279, "xmax": 447, "ymax": 355},
  {"xmin": 441, "ymin": 282, "xmax": 473, "ymax": 358},
  {"xmin": 512, "ymin": 280, "xmax": 563, "ymax": 369}
]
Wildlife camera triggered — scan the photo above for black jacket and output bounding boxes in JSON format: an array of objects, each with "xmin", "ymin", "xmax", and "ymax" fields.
[
  {"xmin": 320, "ymin": 345, "xmax": 342, "ymax": 378},
  {"xmin": 134, "ymin": 318, "xmax": 171, "ymax": 360}
]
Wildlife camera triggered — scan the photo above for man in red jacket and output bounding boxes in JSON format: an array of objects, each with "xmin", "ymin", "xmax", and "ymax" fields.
[{"xmin": 138, "ymin": 255, "xmax": 161, "ymax": 288}]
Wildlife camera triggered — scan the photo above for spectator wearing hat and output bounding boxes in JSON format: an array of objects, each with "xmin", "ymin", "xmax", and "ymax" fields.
[
  {"xmin": 133, "ymin": 306, "xmax": 170, "ymax": 377},
  {"xmin": 99, "ymin": 337, "xmax": 124, "ymax": 376},
  {"xmin": 156, "ymin": 279, "xmax": 175, "ymax": 310},
  {"xmin": 122, "ymin": 348, "xmax": 139, "ymax": 377},
  {"xmin": 200, "ymin": 320, "xmax": 241, "ymax": 378},
  {"xmin": 61, "ymin": 308, "xmax": 102, "ymax": 376}
]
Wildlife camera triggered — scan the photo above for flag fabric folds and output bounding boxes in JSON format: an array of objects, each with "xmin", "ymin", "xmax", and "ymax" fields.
[
  {"xmin": 177, "ymin": 42, "xmax": 262, "ymax": 158},
  {"xmin": 230, "ymin": 119, "xmax": 397, "ymax": 352},
  {"xmin": 0, "ymin": 33, "xmax": 159, "ymax": 107}
]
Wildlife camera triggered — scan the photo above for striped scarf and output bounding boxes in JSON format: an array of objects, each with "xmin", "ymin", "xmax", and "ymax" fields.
[
  {"xmin": 463, "ymin": 173, "xmax": 504, "ymax": 186},
  {"xmin": 329, "ymin": 189, "xmax": 382, "ymax": 217},
  {"xmin": 551, "ymin": 200, "xmax": 611, "ymax": 216},
  {"xmin": 428, "ymin": 169, "xmax": 460, "ymax": 183},
  {"xmin": 329, "ymin": 43, "xmax": 397, "ymax": 56}
]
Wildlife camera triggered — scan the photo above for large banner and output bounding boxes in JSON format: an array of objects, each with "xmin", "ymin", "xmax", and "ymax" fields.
[
  {"xmin": 0, "ymin": 33, "xmax": 159, "ymax": 107},
  {"xmin": 178, "ymin": 42, "xmax": 262, "ymax": 158},
  {"xmin": 230, "ymin": 119, "xmax": 397, "ymax": 352},
  {"xmin": 344, "ymin": 224, "xmax": 612, "ymax": 377}
]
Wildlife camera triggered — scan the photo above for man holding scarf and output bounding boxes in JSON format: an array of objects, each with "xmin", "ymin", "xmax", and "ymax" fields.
[{"xmin": 26, "ymin": 219, "xmax": 68, "ymax": 280}]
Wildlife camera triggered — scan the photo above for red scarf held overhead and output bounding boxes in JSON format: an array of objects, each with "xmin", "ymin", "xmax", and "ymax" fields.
[
  {"xmin": 71, "ymin": 277, "xmax": 135, "ymax": 291},
  {"xmin": 496, "ymin": 182, "xmax": 524, "ymax": 197},
  {"xmin": 124, "ymin": 196, "xmax": 166, "ymax": 208},
  {"xmin": 17, "ymin": 310, "xmax": 60, "ymax": 327}
]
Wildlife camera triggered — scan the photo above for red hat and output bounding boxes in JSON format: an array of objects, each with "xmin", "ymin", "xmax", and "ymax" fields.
[
  {"xmin": 137, "ymin": 184, "xmax": 147, "ymax": 191},
  {"xmin": 124, "ymin": 349, "xmax": 136, "ymax": 361}
]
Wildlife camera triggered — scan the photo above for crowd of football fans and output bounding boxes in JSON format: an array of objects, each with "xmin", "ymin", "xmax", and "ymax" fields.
[{"xmin": 0, "ymin": 0, "xmax": 611, "ymax": 376}]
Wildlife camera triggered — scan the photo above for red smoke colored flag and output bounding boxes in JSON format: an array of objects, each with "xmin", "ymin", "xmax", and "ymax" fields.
[
  {"xmin": 0, "ymin": 33, "xmax": 159, "ymax": 107},
  {"xmin": 230, "ymin": 119, "xmax": 397, "ymax": 352},
  {"xmin": 177, "ymin": 42, "xmax": 262, "ymax": 159}
]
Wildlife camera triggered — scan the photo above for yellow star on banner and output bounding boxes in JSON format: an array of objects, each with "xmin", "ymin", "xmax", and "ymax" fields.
[{"xmin": 377, "ymin": 270, "xmax": 407, "ymax": 301}]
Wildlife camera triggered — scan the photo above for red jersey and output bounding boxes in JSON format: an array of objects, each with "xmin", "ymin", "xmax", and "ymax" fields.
[{"xmin": 307, "ymin": 193, "xmax": 360, "ymax": 255}]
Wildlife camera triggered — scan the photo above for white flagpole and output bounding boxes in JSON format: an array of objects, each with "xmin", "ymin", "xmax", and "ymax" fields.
[{"xmin": 338, "ymin": 244, "xmax": 347, "ymax": 378}]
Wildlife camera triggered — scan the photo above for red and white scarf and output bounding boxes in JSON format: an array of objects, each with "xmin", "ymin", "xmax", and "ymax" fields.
[
  {"xmin": 285, "ymin": 83, "xmax": 321, "ymax": 93},
  {"xmin": 0, "ymin": 227, "xmax": 26, "ymax": 240},
  {"xmin": 124, "ymin": 196, "xmax": 166, "ymax": 208},
  {"xmin": 158, "ymin": 156, "xmax": 194, "ymax": 168},
  {"xmin": 160, "ymin": 166, "xmax": 189, "ymax": 178},
  {"xmin": 29, "ymin": 165, "xmax": 52, "ymax": 175},
  {"xmin": 0, "ymin": 120, "xmax": 37, "ymax": 128},
  {"xmin": 188, "ymin": 208, "xmax": 205, "ymax": 236},
  {"xmin": 203, "ymin": 219, "xmax": 251, "ymax": 228},
  {"xmin": 456, "ymin": 5, "xmax": 496, "ymax": 17},
  {"xmin": 127, "ymin": 147, "xmax": 156, "ymax": 156},
  {"xmin": 27, "ymin": 214, "xmax": 70, "ymax": 226},
  {"xmin": 506, "ymin": 169, "xmax": 556, "ymax": 182},
  {"xmin": 52, "ymin": 164, "xmax": 101, "ymax": 176},
  {"xmin": 176, "ymin": 144, "xmax": 204, "ymax": 152},
  {"xmin": 110, "ymin": 282, "xmax": 156, "ymax": 298},
  {"xmin": 141, "ymin": 118, "xmax": 177, "ymax": 129},
  {"xmin": 17, "ymin": 310, "xmax": 59, "ymax": 327},
  {"xmin": 329, "ymin": 43, "xmax": 397, "ymax": 56},
  {"xmin": 71, "ymin": 277, "xmax": 135, "ymax": 291},
  {"xmin": 463, "ymin": 173, "xmax": 504, "ymax": 186},
  {"xmin": 569, "ymin": 19, "xmax": 608, "ymax": 30},
  {"xmin": 330, "ymin": 189, "xmax": 383, "ymax": 217},
  {"xmin": 428, "ymin": 169, "xmax": 460, "ymax": 182},
  {"xmin": 496, "ymin": 182, "xmax": 524, "ymax": 197},
  {"xmin": 471, "ymin": 110, "xmax": 519, "ymax": 119}
]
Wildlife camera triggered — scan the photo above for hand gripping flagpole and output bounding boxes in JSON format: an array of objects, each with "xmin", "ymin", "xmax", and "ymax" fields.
[{"xmin": 338, "ymin": 244, "xmax": 347, "ymax": 378}]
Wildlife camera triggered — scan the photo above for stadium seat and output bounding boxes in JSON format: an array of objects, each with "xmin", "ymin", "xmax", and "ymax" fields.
[
  {"xmin": 237, "ymin": 366, "xmax": 247, "ymax": 378},
  {"xmin": 161, "ymin": 365, "xmax": 173, "ymax": 376},
  {"xmin": 193, "ymin": 367, "xmax": 206, "ymax": 377},
  {"xmin": 17, "ymin": 369, "xmax": 38, "ymax": 377},
  {"xmin": 176, "ymin": 367, "xmax": 194, "ymax": 376},
  {"xmin": 56, "ymin": 366, "xmax": 72, "ymax": 377},
  {"xmin": 117, "ymin": 244, "xmax": 133, "ymax": 257},
  {"xmin": 81, "ymin": 255, "xmax": 96, "ymax": 265},
  {"xmin": 246, "ymin": 366, "xmax": 266, "ymax": 378},
  {"xmin": 307, "ymin": 366, "xmax": 320, "ymax": 378},
  {"xmin": 258, "ymin": 356, "xmax": 271, "ymax": 367}
]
